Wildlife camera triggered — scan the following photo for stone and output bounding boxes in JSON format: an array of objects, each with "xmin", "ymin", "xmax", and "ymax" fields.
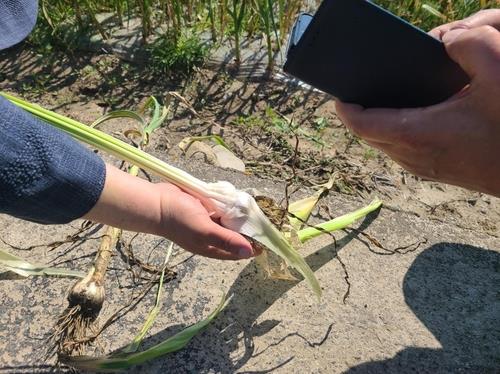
[
  {"xmin": 212, "ymin": 145, "xmax": 246, "ymax": 172},
  {"xmin": 185, "ymin": 140, "xmax": 218, "ymax": 165}
]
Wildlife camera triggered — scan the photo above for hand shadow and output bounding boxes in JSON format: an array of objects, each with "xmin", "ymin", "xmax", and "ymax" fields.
[{"xmin": 346, "ymin": 242, "xmax": 500, "ymax": 373}]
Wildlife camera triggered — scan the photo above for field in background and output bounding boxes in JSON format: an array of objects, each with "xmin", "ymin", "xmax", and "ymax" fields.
[
  {"xmin": 33, "ymin": 0, "xmax": 497, "ymax": 73},
  {"xmin": 377, "ymin": 0, "xmax": 496, "ymax": 30}
]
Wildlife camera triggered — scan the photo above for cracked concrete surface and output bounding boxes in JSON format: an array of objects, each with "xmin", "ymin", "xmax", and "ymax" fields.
[{"xmin": 0, "ymin": 159, "xmax": 498, "ymax": 373}]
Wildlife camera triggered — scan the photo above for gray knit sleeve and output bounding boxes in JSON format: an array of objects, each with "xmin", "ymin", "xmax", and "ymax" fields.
[{"xmin": 0, "ymin": 96, "xmax": 106, "ymax": 224}]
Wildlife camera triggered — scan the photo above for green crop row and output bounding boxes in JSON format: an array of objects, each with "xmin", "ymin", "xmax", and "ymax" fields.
[{"xmin": 33, "ymin": 0, "xmax": 496, "ymax": 74}]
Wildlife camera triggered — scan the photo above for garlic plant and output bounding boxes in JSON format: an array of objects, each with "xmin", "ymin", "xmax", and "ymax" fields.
[
  {"xmin": 63, "ymin": 292, "xmax": 229, "ymax": 372},
  {"xmin": 2, "ymin": 92, "xmax": 387, "ymax": 372},
  {"xmin": 50, "ymin": 97, "xmax": 171, "ymax": 358},
  {"xmin": 2, "ymin": 92, "xmax": 321, "ymax": 298}
]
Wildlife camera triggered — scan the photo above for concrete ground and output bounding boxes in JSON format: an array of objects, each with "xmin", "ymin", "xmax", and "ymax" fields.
[{"xmin": 0, "ymin": 159, "xmax": 498, "ymax": 373}]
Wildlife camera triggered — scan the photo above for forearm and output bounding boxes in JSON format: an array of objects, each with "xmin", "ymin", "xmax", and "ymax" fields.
[{"xmin": 83, "ymin": 164, "xmax": 163, "ymax": 236}]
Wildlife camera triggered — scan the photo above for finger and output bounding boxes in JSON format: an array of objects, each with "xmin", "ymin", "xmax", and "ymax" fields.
[
  {"xmin": 455, "ymin": 9, "xmax": 500, "ymax": 31},
  {"xmin": 335, "ymin": 100, "xmax": 426, "ymax": 145},
  {"xmin": 203, "ymin": 220, "xmax": 255, "ymax": 260},
  {"xmin": 429, "ymin": 21, "xmax": 463, "ymax": 40},
  {"xmin": 428, "ymin": 27, "xmax": 445, "ymax": 40},
  {"xmin": 429, "ymin": 9, "xmax": 500, "ymax": 40},
  {"xmin": 442, "ymin": 25, "xmax": 500, "ymax": 79}
]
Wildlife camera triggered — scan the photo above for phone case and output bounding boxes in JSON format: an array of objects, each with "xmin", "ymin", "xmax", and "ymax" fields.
[{"xmin": 283, "ymin": 0, "xmax": 469, "ymax": 108}]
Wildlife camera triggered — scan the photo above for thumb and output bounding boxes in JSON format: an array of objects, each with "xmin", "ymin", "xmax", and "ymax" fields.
[{"xmin": 442, "ymin": 25, "xmax": 500, "ymax": 79}]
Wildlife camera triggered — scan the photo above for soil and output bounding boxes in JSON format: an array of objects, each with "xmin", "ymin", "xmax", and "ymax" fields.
[{"xmin": 0, "ymin": 44, "xmax": 498, "ymax": 373}]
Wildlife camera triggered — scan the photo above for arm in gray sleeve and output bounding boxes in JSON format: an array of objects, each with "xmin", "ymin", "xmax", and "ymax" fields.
[{"xmin": 0, "ymin": 96, "xmax": 106, "ymax": 224}]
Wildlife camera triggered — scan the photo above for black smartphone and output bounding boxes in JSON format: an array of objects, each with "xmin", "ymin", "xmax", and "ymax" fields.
[{"xmin": 283, "ymin": 0, "xmax": 470, "ymax": 108}]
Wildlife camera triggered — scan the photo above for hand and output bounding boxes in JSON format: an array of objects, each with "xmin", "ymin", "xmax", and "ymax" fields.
[
  {"xmin": 336, "ymin": 13, "xmax": 500, "ymax": 197},
  {"xmin": 155, "ymin": 183, "xmax": 256, "ymax": 260},
  {"xmin": 85, "ymin": 164, "xmax": 255, "ymax": 260}
]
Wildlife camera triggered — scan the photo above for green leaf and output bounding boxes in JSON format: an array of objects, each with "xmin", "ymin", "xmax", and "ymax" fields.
[
  {"xmin": 178, "ymin": 135, "xmax": 232, "ymax": 153},
  {"xmin": 121, "ymin": 243, "xmax": 174, "ymax": 354},
  {"xmin": 63, "ymin": 293, "xmax": 229, "ymax": 372},
  {"xmin": 137, "ymin": 96, "xmax": 170, "ymax": 137},
  {"xmin": 91, "ymin": 110, "xmax": 145, "ymax": 130},
  {"xmin": 297, "ymin": 199, "xmax": 383, "ymax": 243},
  {"xmin": 141, "ymin": 96, "xmax": 160, "ymax": 122},
  {"xmin": 287, "ymin": 175, "xmax": 335, "ymax": 230},
  {"xmin": 0, "ymin": 249, "xmax": 85, "ymax": 278},
  {"xmin": 145, "ymin": 105, "xmax": 169, "ymax": 135}
]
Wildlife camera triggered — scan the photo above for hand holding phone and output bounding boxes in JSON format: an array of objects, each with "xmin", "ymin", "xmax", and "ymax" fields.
[
  {"xmin": 336, "ymin": 11, "xmax": 500, "ymax": 196},
  {"xmin": 283, "ymin": 0, "xmax": 470, "ymax": 108}
]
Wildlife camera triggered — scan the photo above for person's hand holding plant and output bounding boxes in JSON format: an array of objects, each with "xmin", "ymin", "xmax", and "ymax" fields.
[{"xmin": 85, "ymin": 164, "xmax": 256, "ymax": 260}]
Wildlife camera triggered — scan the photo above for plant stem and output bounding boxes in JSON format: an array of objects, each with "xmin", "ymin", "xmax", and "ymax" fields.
[
  {"xmin": 93, "ymin": 227, "xmax": 120, "ymax": 279},
  {"xmin": 297, "ymin": 199, "xmax": 382, "ymax": 243}
]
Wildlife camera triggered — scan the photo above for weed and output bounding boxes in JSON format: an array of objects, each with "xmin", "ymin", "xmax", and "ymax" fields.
[
  {"xmin": 149, "ymin": 30, "xmax": 209, "ymax": 77},
  {"xmin": 312, "ymin": 116, "xmax": 329, "ymax": 132},
  {"xmin": 81, "ymin": 65, "xmax": 98, "ymax": 78},
  {"xmin": 265, "ymin": 106, "xmax": 291, "ymax": 133},
  {"xmin": 363, "ymin": 148, "xmax": 377, "ymax": 161},
  {"xmin": 302, "ymin": 130, "xmax": 326, "ymax": 150},
  {"xmin": 20, "ymin": 73, "xmax": 52, "ymax": 96},
  {"xmin": 234, "ymin": 114, "xmax": 265, "ymax": 129}
]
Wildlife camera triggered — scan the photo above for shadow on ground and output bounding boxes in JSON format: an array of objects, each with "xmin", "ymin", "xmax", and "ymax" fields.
[
  {"xmin": 347, "ymin": 242, "xmax": 500, "ymax": 373},
  {"xmin": 0, "ymin": 43, "xmax": 328, "ymax": 124},
  {"xmin": 121, "ymin": 239, "xmax": 499, "ymax": 373}
]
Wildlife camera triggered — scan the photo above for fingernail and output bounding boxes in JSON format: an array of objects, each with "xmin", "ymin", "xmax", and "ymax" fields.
[
  {"xmin": 238, "ymin": 247, "xmax": 253, "ymax": 259},
  {"xmin": 442, "ymin": 28, "xmax": 467, "ymax": 44}
]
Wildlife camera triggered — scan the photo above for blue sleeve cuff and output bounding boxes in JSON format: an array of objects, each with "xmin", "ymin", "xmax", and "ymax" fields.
[{"xmin": 0, "ymin": 96, "xmax": 106, "ymax": 224}]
